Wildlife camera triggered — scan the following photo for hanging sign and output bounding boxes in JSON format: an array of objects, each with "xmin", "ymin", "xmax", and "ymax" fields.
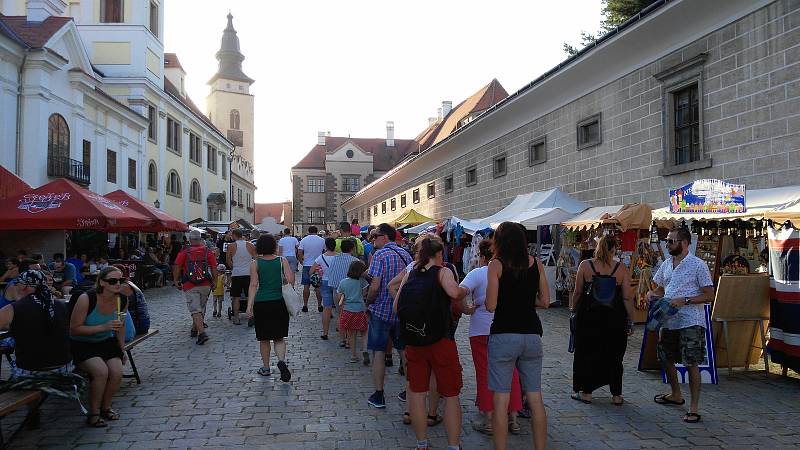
[{"xmin": 669, "ymin": 179, "xmax": 746, "ymax": 214}]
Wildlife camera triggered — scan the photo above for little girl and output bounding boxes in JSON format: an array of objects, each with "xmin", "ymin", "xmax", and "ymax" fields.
[
  {"xmin": 212, "ymin": 264, "xmax": 228, "ymax": 317},
  {"xmin": 336, "ymin": 260, "xmax": 369, "ymax": 365}
]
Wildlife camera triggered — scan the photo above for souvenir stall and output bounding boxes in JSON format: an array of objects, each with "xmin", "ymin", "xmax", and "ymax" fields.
[{"xmin": 559, "ymin": 203, "xmax": 655, "ymax": 319}]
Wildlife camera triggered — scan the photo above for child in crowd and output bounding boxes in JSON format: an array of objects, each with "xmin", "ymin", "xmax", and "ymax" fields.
[
  {"xmin": 336, "ymin": 260, "xmax": 370, "ymax": 365},
  {"xmin": 212, "ymin": 264, "xmax": 228, "ymax": 317}
]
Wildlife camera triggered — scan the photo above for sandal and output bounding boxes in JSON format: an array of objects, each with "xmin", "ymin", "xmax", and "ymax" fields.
[
  {"xmin": 86, "ymin": 414, "xmax": 107, "ymax": 428},
  {"xmin": 471, "ymin": 420, "xmax": 493, "ymax": 435},
  {"xmin": 402, "ymin": 411, "xmax": 411, "ymax": 425},
  {"xmin": 426, "ymin": 414, "xmax": 442, "ymax": 427},
  {"xmin": 683, "ymin": 412, "xmax": 701, "ymax": 423},
  {"xmin": 257, "ymin": 367, "xmax": 271, "ymax": 376},
  {"xmin": 571, "ymin": 392, "xmax": 591, "ymax": 404},
  {"xmin": 508, "ymin": 420, "xmax": 521, "ymax": 435},
  {"xmin": 612, "ymin": 396, "xmax": 624, "ymax": 406},
  {"xmin": 101, "ymin": 408, "xmax": 120, "ymax": 420},
  {"xmin": 654, "ymin": 393, "xmax": 685, "ymax": 405}
]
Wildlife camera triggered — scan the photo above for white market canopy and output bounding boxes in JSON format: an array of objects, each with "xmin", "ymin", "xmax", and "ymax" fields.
[
  {"xmin": 451, "ymin": 188, "xmax": 590, "ymax": 232},
  {"xmin": 404, "ymin": 221, "xmax": 436, "ymax": 234},
  {"xmin": 653, "ymin": 185, "xmax": 800, "ymax": 223},
  {"xmin": 256, "ymin": 217, "xmax": 286, "ymax": 235}
]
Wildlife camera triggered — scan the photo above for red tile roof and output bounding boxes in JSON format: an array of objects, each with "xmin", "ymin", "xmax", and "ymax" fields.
[
  {"xmin": 293, "ymin": 137, "xmax": 418, "ymax": 171},
  {"xmin": 0, "ymin": 15, "xmax": 71, "ymax": 48},
  {"xmin": 254, "ymin": 203, "xmax": 287, "ymax": 224},
  {"xmin": 164, "ymin": 53, "xmax": 185, "ymax": 71},
  {"xmin": 163, "ymin": 76, "xmax": 230, "ymax": 145}
]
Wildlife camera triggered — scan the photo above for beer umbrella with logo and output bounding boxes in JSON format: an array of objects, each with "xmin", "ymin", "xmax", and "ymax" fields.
[
  {"xmin": 0, "ymin": 178, "xmax": 156, "ymax": 231},
  {"xmin": 104, "ymin": 189, "xmax": 188, "ymax": 232}
]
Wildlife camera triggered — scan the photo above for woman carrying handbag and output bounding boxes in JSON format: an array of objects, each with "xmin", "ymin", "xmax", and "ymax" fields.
[{"xmin": 247, "ymin": 234, "xmax": 295, "ymax": 382}]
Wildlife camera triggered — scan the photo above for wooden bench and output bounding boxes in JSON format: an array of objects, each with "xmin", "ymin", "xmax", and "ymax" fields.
[
  {"xmin": 123, "ymin": 329, "xmax": 159, "ymax": 384},
  {"xmin": 0, "ymin": 390, "xmax": 44, "ymax": 448}
]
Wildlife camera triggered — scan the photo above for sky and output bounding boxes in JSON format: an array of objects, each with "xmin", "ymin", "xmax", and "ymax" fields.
[{"xmin": 164, "ymin": 0, "xmax": 604, "ymax": 204}]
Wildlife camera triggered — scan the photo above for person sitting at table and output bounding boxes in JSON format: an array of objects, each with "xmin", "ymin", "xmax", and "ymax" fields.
[
  {"xmin": 0, "ymin": 270, "xmax": 72, "ymax": 377},
  {"xmin": 49, "ymin": 253, "xmax": 77, "ymax": 293},
  {"xmin": 69, "ymin": 266, "xmax": 128, "ymax": 428},
  {"xmin": 0, "ymin": 258, "xmax": 19, "ymax": 283},
  {"xmin": 119, "ymin": 277, "xmax": 150, "ymax": 336}
]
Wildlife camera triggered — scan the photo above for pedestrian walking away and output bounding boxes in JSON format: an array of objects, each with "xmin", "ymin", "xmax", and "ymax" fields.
[
  {"xmin": 336, "ymin": 260, "xmax": 370, "ymax": 363},
  {"xmin": 247, "ymin": 234, "xmax": 294, "ymax": 382},
  {"xmin": 227, "ymin": 228, "xmax": 256, "ymax": 325},
  {"xmin": 326, "ymin": 239, "xmax": 360, "ymax": 345},
  {"xmin": 277, "ymin": 228, "xmax": 299, "ymax": 274},
  {"xmin": 648, "ymin": 227, "xmax": 714, "ymax": 424},
  {"xmin": 570, "ymin": 235, "xmax": 635, "ymax": 406},
  {"xmin": 298, "ymin": 225, "xmax": 326, "ymax": 313},
  {"xmin": 485, "ymin": 222, "xmax": 550, "ymax": 450},
  {"xmin": 173, "ymin": 230, "xmax": 218, "ymax": 345}
]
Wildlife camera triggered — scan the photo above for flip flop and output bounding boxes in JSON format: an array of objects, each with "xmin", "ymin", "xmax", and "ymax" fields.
[
  {"xmin": 571, "ymin": 392, "xmax": 591, "ymax": 404},
  {"xmin": 683, "ymin": 412, "xmax": 701, "ymax": 423},
  {"xmin": 654, "ymin": 393, "xmax": 685, "ymax": 405},
  {"xmin": 426, "ymin": 414, "xmax": 442, "ymax": 427}
]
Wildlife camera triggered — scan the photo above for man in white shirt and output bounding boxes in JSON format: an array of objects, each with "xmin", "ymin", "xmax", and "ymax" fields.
[
  {"xmin": 277, "ymin": 228, "xmax": 299, "ymax": 273},
  {"xmin": 648, "ymin": 227, "xmax": 714, "ymax": 424},
  {"xmin": 297, "ymin": 226, "xmax": 326, "ymax": 313}
]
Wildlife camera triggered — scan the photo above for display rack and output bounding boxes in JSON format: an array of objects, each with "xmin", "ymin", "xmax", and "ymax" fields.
[{"xmin": 695, "ymin": 235, "xmax": 722, "ymax": 281}]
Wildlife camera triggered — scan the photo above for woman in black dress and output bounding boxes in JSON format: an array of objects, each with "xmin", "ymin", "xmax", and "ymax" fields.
[{"xmin": 569, "ymin": 235, "xmax": 634, "ymax": 405}]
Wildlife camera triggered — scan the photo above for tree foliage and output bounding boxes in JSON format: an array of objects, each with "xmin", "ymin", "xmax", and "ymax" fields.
[{"xmin": 563, "ymin": 0, "xmax": 658, "ymax": 56}]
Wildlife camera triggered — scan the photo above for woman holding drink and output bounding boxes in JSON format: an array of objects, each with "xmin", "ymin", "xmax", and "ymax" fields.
[{"xmin": 69, "ymin": 266, "xmax": 128, "ymax": 428}]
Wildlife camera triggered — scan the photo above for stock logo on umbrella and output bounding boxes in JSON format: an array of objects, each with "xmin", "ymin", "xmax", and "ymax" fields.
[
  {"xmin": 17, "ymin": 192, "xmax": 70, "ymax": 214},
  {"xmin": 87, "ymin": 194, "xmax": 123, "ymax": 211}
]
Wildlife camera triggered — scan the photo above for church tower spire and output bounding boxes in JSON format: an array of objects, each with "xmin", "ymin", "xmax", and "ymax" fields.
[{"xmin": 208, "ymin": 12, "xmax": 254, "ymax": 85}]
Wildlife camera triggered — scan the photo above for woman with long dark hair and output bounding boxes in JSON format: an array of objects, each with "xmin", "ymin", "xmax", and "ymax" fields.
[
  {"xmin": 246, "ymin": 234, "xmax": 294, "ymax": 382},
  {"xmin": 485, "ymin": 222, "xmax": 549, "ymax": 450},
  {"xmin": 569, "ymin": 235, "xmax": 634, "ymax": 405}
]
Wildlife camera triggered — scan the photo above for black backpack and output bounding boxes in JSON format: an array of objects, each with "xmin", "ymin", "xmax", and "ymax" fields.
[
  {"xmin": 586, "ymin": 261, "xmax": 620, "ymax": 309},
  {"xmin": 397, "ymin": 266, "xmax": 450, "ymax": 347}
]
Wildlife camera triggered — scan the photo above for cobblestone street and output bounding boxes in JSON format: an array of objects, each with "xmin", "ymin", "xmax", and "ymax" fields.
[{"xmin": 7, "ymin": 285, "xmax": 800, "ymax": 449}]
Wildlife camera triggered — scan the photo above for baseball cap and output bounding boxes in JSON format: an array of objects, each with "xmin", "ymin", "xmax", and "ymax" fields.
[{"xmin": 189, "ymin": 230, "xmax": 202, "ymax": 240}]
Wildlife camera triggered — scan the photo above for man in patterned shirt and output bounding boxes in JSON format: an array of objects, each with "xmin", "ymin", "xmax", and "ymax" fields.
[
  {"xmin": 365, "ymin": 223, "xmax": 412, "ymax": 409},
  {"xmin": 648, "ymin": 227, "xmax": 714, "ymax": 424}
]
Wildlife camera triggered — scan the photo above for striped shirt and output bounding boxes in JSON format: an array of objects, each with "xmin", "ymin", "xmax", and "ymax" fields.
[
  {"xmin": 327, "ymin": 253, "xmax": 360, "ymax": 290},
  {"xmin": 367, "ymin": 242, "xmax": 412, "ymax": 323}
]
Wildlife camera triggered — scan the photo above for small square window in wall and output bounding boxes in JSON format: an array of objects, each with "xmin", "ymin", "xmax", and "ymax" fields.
[
  {"xmin": 427, "ymin": 182, "xmax": 435, "ymax": 199},
  {"xmin": 493, "ymin": 154, "xmax": 507, "ymax": 178},
  {"xmin": 577, "ymin": 113, "xmax": 602, "ymax": 150},
  {"xmin": 412, "ymin": 189, "xmax": 420, "ymax": 204},
  {"xmin": 444, "ymin": 175, "xmax": 453, "ymax": 193},
  {"xmin": 381, "ymin": 202, "xmax": 387, "ymax": 214},
  {"xmin": 400, "ymin": 194, "xmax": 407, "ymax": 208},
  {"xmin": 466, "ymin": 165, "xmax": 477, "ymax": 186},
  {"xmin": 528, "ymin": 137, "xmax": 547, "ymax": 166},
  {"xmin": 390, "ymin": 198, "xmax": 396, "ymax": 211}
]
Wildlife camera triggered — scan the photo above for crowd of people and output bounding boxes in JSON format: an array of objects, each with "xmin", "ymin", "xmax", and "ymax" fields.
[{"xmin": 0, "ymin": 221, "xmax": 714, "ymax": 447}]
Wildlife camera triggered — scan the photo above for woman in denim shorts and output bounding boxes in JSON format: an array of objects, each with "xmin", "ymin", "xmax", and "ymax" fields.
[
  {"xmin": 311, "ymin": 238, "xmax": 338, "ymax": 339},
  {"xmin": 485, "ymin": 222, "xmax": 550, "ymax": 450}
]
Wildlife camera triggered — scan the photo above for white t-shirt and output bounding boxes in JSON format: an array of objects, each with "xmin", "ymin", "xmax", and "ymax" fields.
[
  {"xmin": 459, "ymin": 266, "xmax": 494, "ymax": 337},
  {"xmin": 314, "ymin": 254, "xmax": 335, "ymax": 281},
  {"xmin": 277, "ymin": 236, "xmax": 299, "ymax": 257},
  {"xmin": 298, "ymin": 234, "xmax": 325, "ymax": 266}
]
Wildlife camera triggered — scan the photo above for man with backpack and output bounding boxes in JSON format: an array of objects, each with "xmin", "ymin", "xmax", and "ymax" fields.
[{"xmin": 173, "ymin": 230, "xmax": 219, "ymax": 345}]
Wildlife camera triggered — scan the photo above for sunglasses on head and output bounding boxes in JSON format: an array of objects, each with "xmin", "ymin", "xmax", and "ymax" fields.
[{"xmin": 103, "ymin": 277, "xmax": 126, "ymax": 285}]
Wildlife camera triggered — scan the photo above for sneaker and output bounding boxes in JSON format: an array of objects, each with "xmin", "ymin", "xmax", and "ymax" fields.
[
  {"xmin": 190, "ymin": 328, "xmax": 198, "ymax": 338},
  {"xmin": 321, "ymin": 335, "xmax": 329, "ymax": 340},
  {"xmin": 277, "ymin": 360, "xmax": 291, "ymax": 382},
  {"xmin": 196, "ymin": 332, "xmax": 209, "ymax": 345},
  {"xmin": 257, "ymin": 367, "xmax": 271, "ymax": 376},
  {"xmin": 301, "ymin": 306, "xmax": 309, "ymax": 313},
  {"xmin": 318, "ymin": 305, "xmax": 324, "ymax": 313},
  {"xmin": 203, "ymin": 322, "xmax": 208, "ymax": 328},
  {"xmin": 350, "ymin": 356, "xmax": 360, "ymax": 363},
  {"xmin": 362, "ymin": 351, "xmax": 370, "ymax": 366},
  {"xmin": 397, "ymin": 390, "xmax": 406, "ymax": 402},
  {"xmin": 367, "ymin": 391, "xmax": 386, "ymax": 409},
  {"xmin": 247, "ymin": 318, "xmax": 254, "ymax": 327},
  {"xmin": 385, "ymin": 355, "xmax": 394, "ymax": 367}
]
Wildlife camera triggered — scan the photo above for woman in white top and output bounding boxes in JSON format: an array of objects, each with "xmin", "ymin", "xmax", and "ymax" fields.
[{"xmin": 310, "ymin": 238, "xmax": 337, "ymax": 339}]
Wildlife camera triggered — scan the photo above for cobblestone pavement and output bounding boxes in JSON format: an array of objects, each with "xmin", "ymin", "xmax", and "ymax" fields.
[{"xmin": 6, "ymin": 284, "xmax": 800, "ymax": 449}]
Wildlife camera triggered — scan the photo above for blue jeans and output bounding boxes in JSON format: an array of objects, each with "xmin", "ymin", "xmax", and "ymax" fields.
[{"xmin": 320, "ymin": 284, "xmax": 335, "ymax": 308}]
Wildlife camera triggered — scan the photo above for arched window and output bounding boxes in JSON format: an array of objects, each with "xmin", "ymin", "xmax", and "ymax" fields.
[
  {"xmin": 47, "ymin": 114, "xmax": 70, "ymax": 162},
  {"xmin": 230, "ymin": 109, "xmax": 240, "ymax": 130},
  {"xmin": 147, "ymin": 160, "xmax": 157, "ymax": 190},
  {"xmin": 189, "ymin": 179, "xmax": 201, "ymax": 203},
  {"xmin": 166, "ymin": 170, "xmax": 181, "ymax": 197}
]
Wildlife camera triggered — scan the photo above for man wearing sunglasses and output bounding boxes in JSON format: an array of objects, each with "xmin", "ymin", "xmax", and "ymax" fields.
[{"xmin": 647, "ymin": 227, "xmax": 714, "ymax": 424}]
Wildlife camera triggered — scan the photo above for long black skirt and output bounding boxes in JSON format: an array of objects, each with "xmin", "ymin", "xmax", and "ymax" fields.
[{"xmin": 572, "ymin": 305, "xmax": 628, "ymax": 396}]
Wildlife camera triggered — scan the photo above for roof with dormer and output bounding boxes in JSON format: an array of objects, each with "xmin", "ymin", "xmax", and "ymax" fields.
[
  {"xmin": 0, "ymin": 14, "xmax": 71, "ymax": 48},
  {"xmin": 208, "ymin": 13, "xmax": 253, "ymax": 85}
]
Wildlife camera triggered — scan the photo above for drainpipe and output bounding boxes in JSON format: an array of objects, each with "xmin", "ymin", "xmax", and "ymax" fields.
[
  {"xmin": 15, "ymin": 50, "xmax": 29, "ymax": 176},
  {"xmin": 228, "ymin": 146, "xmax": 235, "ymax": 221}
]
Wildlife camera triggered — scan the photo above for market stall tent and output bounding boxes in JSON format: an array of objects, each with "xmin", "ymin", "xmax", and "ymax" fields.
[
  {"xmin": 405, "ymin": 221, "xmax": 436, "ymax": 234},
  {"xmin": 604, "ymin": 203, "xmax": 653, "ymax": 231},
  {"xmin": 765, "ymin": 197, "xmax": 800, "ymax": 228},
  {"xmin": 395, "ymin": 209, "xmax": 434, "ymax": 226},
  {"xmin": 562, "ymin": 206, "xmax": 624, "ymax": 231},
  {"xmin": 0, "ymin": 166, "xmax": 31, "ymax": 200},
  {"xmin": 0, "ymin": 178, "xmax": 155, "ymax": 231},
  {"xmin": 104, "ymin": 190, "xmax": 188, "ymax": 232}
]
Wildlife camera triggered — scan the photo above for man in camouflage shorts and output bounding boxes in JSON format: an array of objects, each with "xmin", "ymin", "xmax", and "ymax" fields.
[{"xmin": 648, "ymin": 228, "xmax": 714, "ymax": 424}]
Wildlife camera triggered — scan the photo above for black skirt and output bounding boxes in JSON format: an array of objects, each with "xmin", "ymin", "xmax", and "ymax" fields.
[
  {"xmin": 70, "ymin": 337, "xmax": 124, "ymax": 364},
  {"xmin": 253, "ymin": 300, "xmax": 289, "ymax": 341}
]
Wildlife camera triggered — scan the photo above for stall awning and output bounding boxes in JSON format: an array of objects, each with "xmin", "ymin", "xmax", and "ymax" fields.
[
  {"xmin": 405, "ymin": 221, "xmax": 436, "ymax": 234},
  {"xmin": 105, "ymin": 190, "xmax": 188, "ymax": 232},
  {"xmin": 0, "ymin": 178, "xmax": 155, "ymax": 231},
  {"xmin": 653, "ymin": 186, "xmax": 800, "ymax": 224},
  {"xmin": 765, "ymin": 197, "xmax": 800, "ymax": 227},
  {"xmin": 562, "ymin": 206, "xmax": 624, "ymax": 231},
  {"xmin": 495, "ymin": 208, "xmax": 578, "ymax": 230},
  {"xmin": 0, "ymin": 166, "xmax": 31, "ymax": 200},
  {"xmin": 395, "ymin": 209, "xmax": 433, "ymax": 225}
]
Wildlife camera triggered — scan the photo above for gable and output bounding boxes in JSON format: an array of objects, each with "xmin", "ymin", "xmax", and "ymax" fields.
[
  {"xmin": 326, "ymin": 141, "xmax": 373, "ymax": 163},
  {"xmin": 46, "ymin": 21, "xmax": 94, "ymax": 76}
]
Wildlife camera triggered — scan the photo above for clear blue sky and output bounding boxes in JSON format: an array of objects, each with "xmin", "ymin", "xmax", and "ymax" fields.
[{"xmin": 165, "ymin": 0, "xmax": 604, "ymax": 203}]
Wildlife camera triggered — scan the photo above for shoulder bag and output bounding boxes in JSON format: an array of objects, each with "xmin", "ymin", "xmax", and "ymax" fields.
[{"xmin": 279, "ymin": 257, "xmax": 302, "ymax": 316}]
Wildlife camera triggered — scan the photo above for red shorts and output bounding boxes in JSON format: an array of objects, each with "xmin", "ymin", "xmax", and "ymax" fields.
[
  {"xmin": 406, "ymin": 338, "xmax": 462, "ymax": 397},
  {"xmin": 339, "ymin": 310, "xmax": 368, "ymax": 332}
]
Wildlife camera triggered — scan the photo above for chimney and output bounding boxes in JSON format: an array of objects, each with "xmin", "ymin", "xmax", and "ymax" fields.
[
  {"xmin": 317, "ymin": 131, "xmax": 326, "ymax": 146},
  {"xmin": 437, "ymin": 108, "xmax": 443, "ymax": 121},
  {"xmin": 27, "ymin": 0, "xmax": 67, "ymax": 22},
  {"xmin": 428, "ymin": 117, "xmax": 438, "ymax": 126},
  {"xmin": 441, "ymin": 101, "xmax": 453, "ymax": 119},
  {"xmin": 386, "ymin": 121, "xmax": 395, "ymax": 147}
]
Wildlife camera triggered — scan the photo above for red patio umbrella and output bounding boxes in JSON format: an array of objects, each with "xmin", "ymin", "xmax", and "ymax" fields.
[
  {"xmin": 104, "ymin": 190, "xmax": 188, "ymax": 232},
  {"xmin": 0, "ymin": 165, "xmax": 31, "ymax": 200},
  {"xmin": 0, "ymin": 178, "xmax": 156, "ymax": 231}
]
